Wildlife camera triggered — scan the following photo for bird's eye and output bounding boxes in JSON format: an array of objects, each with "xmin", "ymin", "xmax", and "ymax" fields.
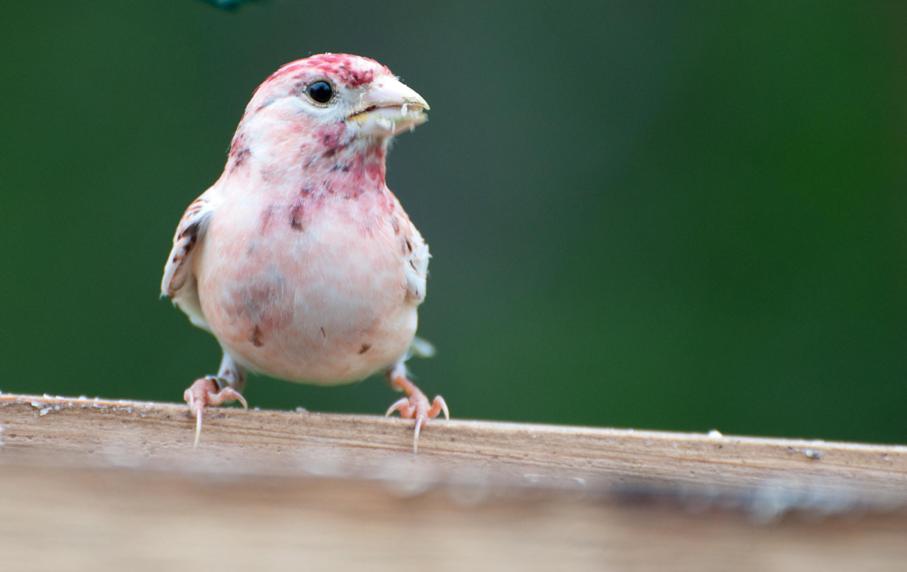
[{"xmin": 306, "ymin": 81, "xmax": 334, "ymax": 104}]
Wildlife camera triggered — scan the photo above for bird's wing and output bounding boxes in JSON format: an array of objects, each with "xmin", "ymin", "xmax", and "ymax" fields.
[
  {"xmin": 403, "ymin": 224, "xmax": 430, "ymax": 303},
  {"xmin": 393, "ymin": 193, "xmax": 431, "ymax": 304},
  {"xmin": 161, "ymin": 193, "xmax": 214, "ymax": 330}
]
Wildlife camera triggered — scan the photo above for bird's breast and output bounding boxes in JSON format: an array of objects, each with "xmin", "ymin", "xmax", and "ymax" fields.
[{"xmin": 195, "ymin": 188, "xmax": 420, "ymax": 384}]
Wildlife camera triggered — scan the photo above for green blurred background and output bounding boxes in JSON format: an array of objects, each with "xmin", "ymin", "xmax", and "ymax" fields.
[{"xmin": 2, "ymin": 1, "xmax": 905, "ymax": 443}]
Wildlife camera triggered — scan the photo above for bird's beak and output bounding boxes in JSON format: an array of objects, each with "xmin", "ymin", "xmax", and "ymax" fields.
[{"xmin": 347, "ymin": 76, "xmax": 429, "ymax": 136}]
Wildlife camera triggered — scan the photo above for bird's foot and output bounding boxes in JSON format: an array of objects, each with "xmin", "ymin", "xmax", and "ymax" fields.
[
  {"xmin": 385, "ymin": 372, "xmax": 449, "ymax": 453},
  {"xmin": 183, "ymin": 376, "xmax": 248, "ymax": 447}
]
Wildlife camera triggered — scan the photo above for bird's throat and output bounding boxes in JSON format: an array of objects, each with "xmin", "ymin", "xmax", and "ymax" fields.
[{"xmin": 226, "ymin": 121, "xmax": 390, "ymax": 199}]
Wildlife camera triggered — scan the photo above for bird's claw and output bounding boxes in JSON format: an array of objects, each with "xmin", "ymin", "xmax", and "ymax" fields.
[
  {"xmin": 385, "ymin": 388, "xmax": 449, "ymax": 453},
  {"xmin": 385, "ymin": 397, "xmax": 412, "ymax": 418},
  {"xmin": 183, "ymin": 376, "xmax": 248, "ymax": 448}
]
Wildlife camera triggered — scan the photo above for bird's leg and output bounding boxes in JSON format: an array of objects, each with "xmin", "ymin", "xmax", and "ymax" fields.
[
  {"xmin": 384, "ymin": 361, "xmax": 448, "ymax": 453},
  {"xmin": 183, "ymin": 351, "xmax": 248, "ymax": 447}
]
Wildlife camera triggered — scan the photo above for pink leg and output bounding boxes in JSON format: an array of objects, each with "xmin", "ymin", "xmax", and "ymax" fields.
[
  {"xmin": 184, "ymin": 376, "xmax": 248, "ymax": 447},
  {"xmin": 384, "ymin": 365, "xmax": 449, "ymax": 453}
]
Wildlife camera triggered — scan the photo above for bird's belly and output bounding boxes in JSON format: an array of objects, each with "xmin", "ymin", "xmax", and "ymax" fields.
[{"xmin": 195, "ymin": 198, "xmax": 417, "ymax": 384}]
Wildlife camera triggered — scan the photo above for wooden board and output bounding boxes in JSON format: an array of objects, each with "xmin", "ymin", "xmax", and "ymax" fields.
[{"xmin": 1, "ymin": 393, "xmax": 906, "ymax": 571}]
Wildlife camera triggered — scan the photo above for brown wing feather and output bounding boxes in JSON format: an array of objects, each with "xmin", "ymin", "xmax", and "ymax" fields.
[{"xmin": 161, "ymin": 194, "xmax": 214, "ymax": 330}]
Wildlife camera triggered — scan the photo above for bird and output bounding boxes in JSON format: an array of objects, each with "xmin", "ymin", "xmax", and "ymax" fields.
[{"xmin": 160, "ymin": 53, "xmax": 446, "ymax": 451}]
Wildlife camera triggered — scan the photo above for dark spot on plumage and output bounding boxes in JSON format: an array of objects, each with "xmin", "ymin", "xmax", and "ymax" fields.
[
  {"xmin": 358, "ymin": 343, "xmax": 371, "ymax": 354},
  {"xmin": 320, "ymin": 327, "xmax": 326, "ymax": 338},
  {"xmin": 409, "ymin": 260, "xmax": 417, "ymax": 271},
  {"xmin": 405, "ymin": 239, "xmax": 413, "ymax": 253},
  {"xmin": 232, "ymin": 147, "xmax": 251, "ymax": 168},
  {"xmin": 289, "ymin": 201, "xmax": 304, "ymax": 230},
  {"xmin": 229, "ymin": 134, "xmax": 251, "ymax": 169},
  {"xmin": 251, "ymin": 326, "xmax": 264, "ymax": 347}
]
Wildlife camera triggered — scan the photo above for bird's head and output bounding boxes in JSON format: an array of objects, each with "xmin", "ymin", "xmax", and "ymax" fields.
[{"xmin": 228, "ymin": 54, "xmax": 429, "ymax": 182}]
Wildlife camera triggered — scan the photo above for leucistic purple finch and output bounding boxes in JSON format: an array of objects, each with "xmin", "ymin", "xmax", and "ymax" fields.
[{"xmin": 161, "ymin": 54, "xmax": 446, "ymax": 451}]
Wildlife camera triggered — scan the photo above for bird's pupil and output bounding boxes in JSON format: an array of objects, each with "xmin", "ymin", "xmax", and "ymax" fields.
[{"xmin": 307, "ymin": 81, "xmax": 333, "ymax": 103}]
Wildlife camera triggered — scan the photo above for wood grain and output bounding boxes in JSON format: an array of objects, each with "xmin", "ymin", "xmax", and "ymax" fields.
[{"xmin": 1, "ymin": 393, "xmax": 906, "ymax": 571}]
